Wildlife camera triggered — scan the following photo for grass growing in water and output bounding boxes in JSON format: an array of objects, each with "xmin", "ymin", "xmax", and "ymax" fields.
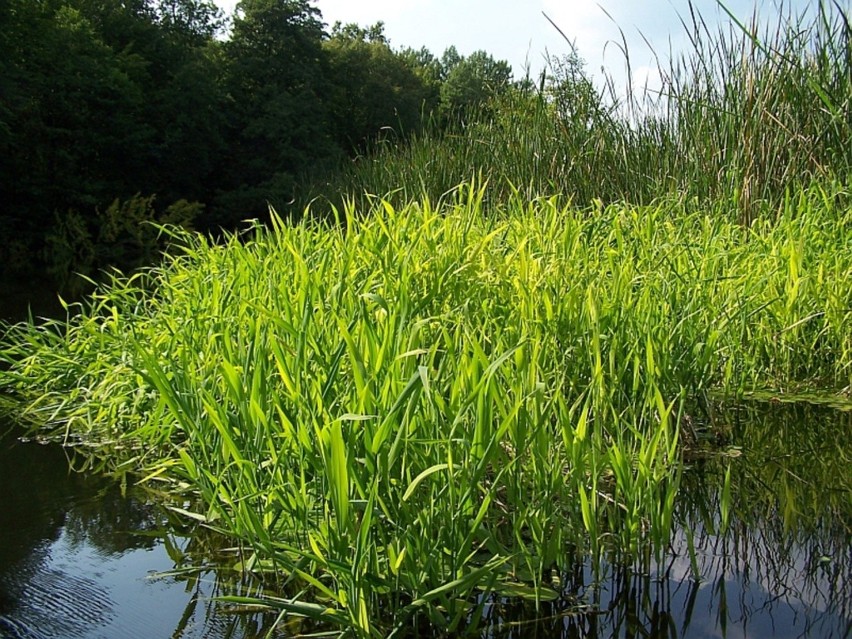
[{"xmin": 1, "ymin": 181, "xmax": 850, "ymax": 636}]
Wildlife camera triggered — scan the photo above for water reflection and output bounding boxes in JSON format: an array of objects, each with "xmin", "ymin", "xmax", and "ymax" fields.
[
  {"xmin": 0, "ymin": 401, "xmax": 849, "ymax": 638},
  {"xmin": 0, "ymin": 425, "xmax": 284, "ymax": 639},
  {"xmin": 481, "ymin": 402, "xmax": 851, "ymax": 638},
  {"xmin": 0, "ymin": 277, "xmax": 66, "ymax": 325}
]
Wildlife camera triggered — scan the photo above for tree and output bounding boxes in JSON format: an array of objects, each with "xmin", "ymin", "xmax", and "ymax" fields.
[
  {"xmin": 156, "ymin": 0, "xmax": 225, "ymax": 43},
  {"xmin": 546, "ymin": 52, "xmax": 604, "ymax": 132},
  {"xmin": 324, "ymin": 22, "xmax": 436, "ymax": 151},
  {"xmin": 0, "ymin": 0, "xmax": 223, "ymax": 277},
  {"xmin": 440, "ymin": 45, "xmax": 463, "ymax": 77},
  {"xmin": 439, "ymin": 49, "xmax": 513, "ymax": 119},
  {"xmin": 215, "ymin": 0, "xmax": 336, "ymax": 224},
  {"xmin": 398, "ymin": 46, "xmax": 442, "ymax": 112},
  {"xmin": 0, "ymin": 0, "xmax": 154, "ymax": 271}
]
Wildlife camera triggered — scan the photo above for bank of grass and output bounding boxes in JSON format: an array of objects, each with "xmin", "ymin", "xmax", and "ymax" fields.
[
  {"xmin": 306, "ymin": 1, "xmax": 850, "ymax": 223},
  {"xmin": 1, "ymin": 181, "xmax": 850, "ymax": 636}
]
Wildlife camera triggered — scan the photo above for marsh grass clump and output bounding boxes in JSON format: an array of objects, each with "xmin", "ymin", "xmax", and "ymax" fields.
[
  {"xmin": 1, "ymin": 181, "xmax": 850, "ymax": 636},
  {"xmin": 308, "ymin": 2, "xmax": 850, "ymax": 221}
]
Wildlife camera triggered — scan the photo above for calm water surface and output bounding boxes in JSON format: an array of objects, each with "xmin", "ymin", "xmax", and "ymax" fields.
[
  {"xmin": 482, "ymin": 402, "xmax": 852, "ymax": 638},
  {"xmin": 0, "ymin": 405, "xmax": 849, "ymax": 638},
  {"xmin": 0, "ymin": 427, "xmax": 285, "ymax": 639}
]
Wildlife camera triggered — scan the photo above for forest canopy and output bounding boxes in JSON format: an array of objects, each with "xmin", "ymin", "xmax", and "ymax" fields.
[{"xmin": 0, "ymin": 0, "xmax": 517, "ymax": 284}]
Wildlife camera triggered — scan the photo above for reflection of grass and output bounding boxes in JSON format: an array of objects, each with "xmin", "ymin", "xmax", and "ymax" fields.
[
  {"xmin": 677, "ymin": 400, "xmax": 851, "ymax": 614},
  {"xmin": 1, "ymin": 183, "xmax": 850, "ymax": 635},
  {"xmin": 725, "ymin": 402, "xmax": 852, "ymax": 533},
  {"xmin": 673, "ymin": 406, "xmax": 852, "ymax": 636}
]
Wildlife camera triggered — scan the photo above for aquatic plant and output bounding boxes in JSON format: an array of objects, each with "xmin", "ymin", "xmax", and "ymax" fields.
[{"xmin": 1, "ymin": 181, "xmax": 850, "ymax": 636}]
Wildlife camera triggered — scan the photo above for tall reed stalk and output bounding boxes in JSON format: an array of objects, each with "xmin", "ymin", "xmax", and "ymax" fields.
[{"xmin": 304, "ymin": 1, "xmax": 850, "ymax": 222}]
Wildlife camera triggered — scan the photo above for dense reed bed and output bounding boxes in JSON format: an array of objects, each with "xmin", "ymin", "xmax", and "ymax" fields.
[
  {"xmin": 308, "ymin": 2, "xmax": 850, "ymax": 222},
  {"xmin": 2, "ymin": 182, "xmax": 850, "ymax": 636}
]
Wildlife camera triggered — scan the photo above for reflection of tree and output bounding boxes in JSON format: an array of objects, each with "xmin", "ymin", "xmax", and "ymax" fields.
[
  {"xmin": 62, "ymin": 484, "xmax": 161, "ymax": 554},
  {"xmin": 0, "ymin": 422, "xmax": 296, "ymax": 638},
  {"xmin": 0, "ymin": 422, "xmax": 161, "ymax": 629},
  {"xmin": 0, "ymin": 425, "xmax": 162, "ymax": 563},
  {"xmin": 0, "ymin": 426, "xmax": 84, "ymax": 573}
]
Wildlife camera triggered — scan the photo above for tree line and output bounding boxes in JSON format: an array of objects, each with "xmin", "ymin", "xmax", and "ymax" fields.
[{"xmin": 0, "ymin": 0, "xmax": 515, "ymax": 285}]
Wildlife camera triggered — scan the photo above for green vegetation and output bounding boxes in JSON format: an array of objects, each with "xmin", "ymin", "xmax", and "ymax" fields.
[
  {"xmin": 0, "ymin": 0, "xmax": 515, "ymax": 286},
  {"xmin": 314, "ymin": 3, "xmax": 850, "ymax": 223},
  {"xmin": 1, "ymin": 1, "xmax": 850, "ymax": 637},
  {"xmin": 2, "ymin": 181, "xmax": 850, "ymax": 635}
]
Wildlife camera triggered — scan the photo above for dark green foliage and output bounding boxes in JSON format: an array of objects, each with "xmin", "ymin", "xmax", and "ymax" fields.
[
  {"xmin": 0, "ymin": 0, "xmax": 526, "ymax": 282},
  {"xmin": 398, "ymin": 46, "xmax": 443, "ymax": 105},
  {"xmin": 439, "ymin": 48, "xmax": 513, "ymax": 119},
  {"xmin": 0, "ymin": 0, "xmax": 222, "ymax": 279},
  {"xmin": 324, "ymin": 22, "xmax": 438, "ymax": 152},
  {"xmin": 44, "ymin": 195, "xmax": 203, "ymax": 289},
  {"xmin": 156, "ymin": 0, "xmax": 225, "ymax": 43},
  {"xmin": 1, "ymin": 1, "xmax": 153, "ymax": 268},
  {"xmin": 210, "ymin": 0, "xmax": 336, "ymax": 226}
]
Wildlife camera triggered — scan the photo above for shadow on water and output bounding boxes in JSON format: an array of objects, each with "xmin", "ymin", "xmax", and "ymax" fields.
[
  {"xmin": 0, "ymin": 277, "xmax": 68, "ymax": 326},
  {"xmin": 0, "ymin": 398, "xmax": 849, "ymax": 637}
]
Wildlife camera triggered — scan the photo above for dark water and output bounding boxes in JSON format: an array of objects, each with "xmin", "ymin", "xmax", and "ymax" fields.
[
  {"xmin": 0, "ymin": 277, "xmax": 66, "ymax": 325},
  {"xmin": 483, "ymin": 522, "xmax": 851, "ymax": 639},
  {"xmin": 482, "ymin": 402, "xmax": 852, "ymax": 638},
  {"xmin": 0, "ymin": 427, "xmax": 286, "ymax": 639},
  {"xmin": 0, "ymin": 405, "xmax": 849, "ymax": 638}
]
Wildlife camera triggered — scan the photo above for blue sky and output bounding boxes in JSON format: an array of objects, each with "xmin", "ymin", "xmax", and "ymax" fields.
[{"xmin": 213, "ymin": 1, "xmax": 821, "ymax": 90}]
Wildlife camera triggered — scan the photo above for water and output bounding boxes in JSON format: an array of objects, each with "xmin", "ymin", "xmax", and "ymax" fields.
[
  {"xmin": 0, "ymin": 277, "xmax": 66, "ymax": 325},
  {"xmin": 480, "ymin": 523, "xmax": 851, "ymax": 638},
  {"xmin": 480, "ymin": 401, "xmax": 852, "ymax": 638},
  {"xmin": 0, "ymin": 427, "xmax": 285, "ymax": 639},
  {"xmin": 0, "ymin": 403, "xmax": 849, "ymax": 638}
]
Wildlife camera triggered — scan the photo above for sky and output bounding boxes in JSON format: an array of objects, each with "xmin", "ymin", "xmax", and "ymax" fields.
[{"xmin": 212, "ymin": 0, "xmax": 823, "ymax": 92}]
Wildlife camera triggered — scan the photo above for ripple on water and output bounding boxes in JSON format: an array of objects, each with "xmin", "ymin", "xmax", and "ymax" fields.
[{"xmin": 0, "ymin": 567, "xmax": 113, "ymax": 638}]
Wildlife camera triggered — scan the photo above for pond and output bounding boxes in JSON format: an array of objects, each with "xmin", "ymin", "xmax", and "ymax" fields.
[
  {"xmin": 0, "ymin": 402, "xmax": 849, "ymax": 638},
  {"xmin": 0, "ymin": 424, "xmax": 288, "ymax": 639},
  {"xmin": 0, "ymin": 277, "xmax": 67, "ymax": 326}
]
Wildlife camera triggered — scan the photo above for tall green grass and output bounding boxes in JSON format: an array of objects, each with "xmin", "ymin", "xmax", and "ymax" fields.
[
  {"xmin": 1, "ymin": 2, "xmax": 850, "ymax": 635},
  {"xmin": 305, "ymin": 1, "xmax": 850, "ymax": 221},
  {"xmin": 1, "ymin": 182, "xmax": 850, "ymax": 636}
]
